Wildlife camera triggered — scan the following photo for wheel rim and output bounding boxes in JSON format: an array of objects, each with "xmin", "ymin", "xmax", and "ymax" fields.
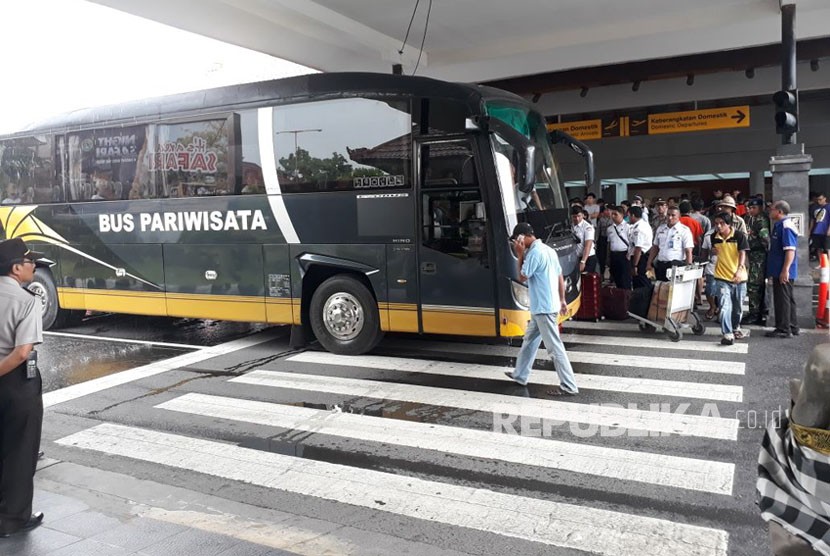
[
  {"xmin": 27, "ymin": 282, "xmax": 48, "ymax": 310},
  {"xmin": 322, "ymin": 292, "xmax": 364, "ymax": 341}
]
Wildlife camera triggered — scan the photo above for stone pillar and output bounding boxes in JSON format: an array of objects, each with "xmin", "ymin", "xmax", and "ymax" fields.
[
  {"xmin": 750, "ymin": 170, "xmax": 766, "ymax": 198},
  {"xmin": 770, "ymin": 144, "xmax": 813, "ymax": 327}
]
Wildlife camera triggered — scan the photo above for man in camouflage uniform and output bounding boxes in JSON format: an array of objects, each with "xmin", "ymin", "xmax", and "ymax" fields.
[{"xmin": 744, "ymin": 198, "xmax": 770, "ymax": 325}]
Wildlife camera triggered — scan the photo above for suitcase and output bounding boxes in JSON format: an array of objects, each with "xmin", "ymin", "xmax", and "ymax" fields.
[
  {"xmin": 601, "ymin": 286, "xmax": 631, "ymax": 320},
  {"xmin": 574, "ymin": 272, "xmax": 601, "ymax": 321},
  {"xmin": 629, "ymin": 284, "xmax": 653, "ymax": 319}
]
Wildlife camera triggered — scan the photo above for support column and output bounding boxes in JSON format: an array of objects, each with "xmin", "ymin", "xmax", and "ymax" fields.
[
  {"xmin": 750, "ymin": 170, "xmax": 765, "ymax": 198},
  {"xmin": 770, "ymin": 144, "xmax": 813, "ymax": 327}
]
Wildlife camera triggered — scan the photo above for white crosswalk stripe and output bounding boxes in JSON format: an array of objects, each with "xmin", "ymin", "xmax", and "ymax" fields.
[
  {"xmin": 231, "ymin": 370, "xmax": 738, "ymax": 439},
  {"xmin": 559, "ymin": 332, "xmax": 748, "ymax": 354},
  {"xmin": 56, "ymin": 423, "xmax": 729, "ymax": 556},
  {"xmin": 54, "ymin": 325, "xmax": 748, "ymax": 555},
  {"xmin": 288, "ymin": 351, "xmax": 744, "ymax": 402},
  {"xmin": 158, "ymin": 392, "xmax": 735, "ymax": 495},
  {"xmin": 381, "ymin": 338, "xmax": 746, "ymax": 375}
]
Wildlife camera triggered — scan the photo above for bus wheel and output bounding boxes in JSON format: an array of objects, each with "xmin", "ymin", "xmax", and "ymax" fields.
[
  {"xmin": 27, "ymin": 269, "xmax": 81, "ymax": 330},
  {"xmin": 310, "ymin": 275, "xmax": 382, "ymax": 355}
]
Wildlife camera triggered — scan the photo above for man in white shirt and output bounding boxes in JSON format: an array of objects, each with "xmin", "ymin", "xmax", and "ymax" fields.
[
  {"xmin": 572, "ymin": 206, "xmax": 597, "ymax": 273},
  {"xmin": 646, "ymin": 206, "xmax": 694, "ymax": 281},
  {"xmin": 632, "ymin": 195, "xmax": 649, "ymax": 223},
  {"xmin": 607, "ymin": 205, "xmax": 631, "ymax": 289},
  {"xmin": 627, "ymin": 206, "xmax": 653, "ymax": 288},
  {"xmin": 583, "ymin": 193, "xmax": 600, "ymax": 226}
]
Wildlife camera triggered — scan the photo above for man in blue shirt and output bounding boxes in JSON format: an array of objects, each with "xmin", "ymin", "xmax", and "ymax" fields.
[
  {"xmin": 810, "ymin": 193, "xmax": 829, "ymax": 259},
  {"xmin": 766, "ymin": 200, "xmax": 800, "ymax": 338},
  {"xmin": 504, "ymin": 223, "xmax": 579, "ymax": 395}
]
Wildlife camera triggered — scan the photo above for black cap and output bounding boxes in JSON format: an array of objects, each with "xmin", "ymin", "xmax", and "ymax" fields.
[
  {"xmin": 654, "ymin": 198, "xmax": 667, "ymax": 206},
  {"xmin": 0, "ymin": 238, "xmax": 45, "ymax": 267},
  {"xmin": 746, "ymin": 198, "xmax": 764, "ymax": 208},
  {"xmin": 510, "ymin": 222, "xmax": 535, "ymax": 240}
]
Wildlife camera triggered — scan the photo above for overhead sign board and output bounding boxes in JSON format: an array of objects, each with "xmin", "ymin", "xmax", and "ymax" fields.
[
  {"xmin": 548, "ymin": 105, "xmax": 750, "ymax": 140},
  {"xmin": 547, "ymin": 119, "xmax": 601, "ymax": 141},
  {"xmin": 648, "ymin": 106, "xmax": 750, "ymax": 135}
]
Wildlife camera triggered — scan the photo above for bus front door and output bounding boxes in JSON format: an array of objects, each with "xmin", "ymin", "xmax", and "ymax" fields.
[{"xmin": 417, "ymin": 139, "xmax": 497, "ymax": 336}]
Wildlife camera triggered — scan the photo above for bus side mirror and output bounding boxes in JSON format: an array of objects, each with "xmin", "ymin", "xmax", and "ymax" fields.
[
  {"xmin": 488, "ymin": 118, "xmax": 536, "ymax": 193},
  {"xmin": 517, "ymin": 146, "xmax": 536, "ymax": 194},
  {"xmin": 550, "ymin": 130, "xmax": 595, "ymax": 190}
]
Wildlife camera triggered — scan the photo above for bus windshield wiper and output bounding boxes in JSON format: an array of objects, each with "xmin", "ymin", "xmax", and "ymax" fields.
[{"xmin": 545, "ymin": 221, "xmax": 566, "ymax": 242}]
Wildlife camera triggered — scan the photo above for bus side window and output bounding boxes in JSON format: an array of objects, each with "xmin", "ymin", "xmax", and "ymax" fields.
[{"xmin": 1, "ymin": 136, "xmax": 55, "ymax": 205}]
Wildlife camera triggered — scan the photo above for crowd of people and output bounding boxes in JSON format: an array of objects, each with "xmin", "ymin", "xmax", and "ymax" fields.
[{"xmin": 569, "ymin": 189, "xmax": 814, "ymax": 346}]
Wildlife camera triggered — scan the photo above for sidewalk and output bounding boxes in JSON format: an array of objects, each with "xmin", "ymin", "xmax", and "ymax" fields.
[{"xmin": 8, "ymin": 458, "xmax": 468, "ymax": 556}]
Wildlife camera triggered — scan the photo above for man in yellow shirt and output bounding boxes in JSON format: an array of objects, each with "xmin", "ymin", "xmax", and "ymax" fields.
[{"xmin": 710, "ymin": 212, "xmax": 750, "ymax": 346}]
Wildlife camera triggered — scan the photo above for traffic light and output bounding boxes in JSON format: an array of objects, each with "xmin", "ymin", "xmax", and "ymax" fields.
[{"xmin": 773, "ymin": 89, "xmax": 799, "ymax": 135}]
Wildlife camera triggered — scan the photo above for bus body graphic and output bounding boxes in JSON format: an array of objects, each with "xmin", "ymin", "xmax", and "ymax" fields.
[{"xmin": 0, "ymin": 72, "xmax": 583, "ymax": 354}]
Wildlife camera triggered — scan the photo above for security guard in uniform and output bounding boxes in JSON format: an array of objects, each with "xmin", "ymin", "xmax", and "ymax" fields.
[
  {"xmin": 0, "ymin": 238, "xmax": 46, "ymax": 537},
  {"xmin": 744, "ymin": 198, "xmax": 771, "ymax": 326}
]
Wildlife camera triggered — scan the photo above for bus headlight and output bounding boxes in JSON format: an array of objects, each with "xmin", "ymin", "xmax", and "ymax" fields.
[{"xmin": 511, "ymin": 280, "xmax": 530, "ymax": 309}]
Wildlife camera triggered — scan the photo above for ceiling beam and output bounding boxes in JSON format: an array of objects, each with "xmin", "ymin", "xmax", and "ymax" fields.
[{"xmin": 484, "ymin": 37, "xmax": 830, "ymax": 94}]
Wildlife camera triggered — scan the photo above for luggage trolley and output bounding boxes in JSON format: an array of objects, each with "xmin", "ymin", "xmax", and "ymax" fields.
[{"xmin": 628, "ymin": 263, "xmax": 706, "ymax": 342}]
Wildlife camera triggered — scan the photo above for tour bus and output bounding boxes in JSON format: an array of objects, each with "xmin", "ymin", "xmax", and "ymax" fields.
[{"xmin": 0, "ymin": 72, "xmax": 592, "ymax": 355}]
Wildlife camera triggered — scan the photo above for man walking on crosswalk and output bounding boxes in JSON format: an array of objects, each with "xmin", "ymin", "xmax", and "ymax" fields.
[{"xmin": 504, "ymin": 223, "xmax": 579, "ymax": 396}]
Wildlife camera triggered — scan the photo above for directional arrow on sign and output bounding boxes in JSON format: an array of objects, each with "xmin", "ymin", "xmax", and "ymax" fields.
[{"xmin": 731, "ymin": 110, "xmax": 746, "ymax": 124}]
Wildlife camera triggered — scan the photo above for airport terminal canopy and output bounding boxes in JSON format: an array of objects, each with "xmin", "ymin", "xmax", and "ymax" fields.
[{"xmin": 89, "ymin": 0, "xmax": 830, "ymax": 83}]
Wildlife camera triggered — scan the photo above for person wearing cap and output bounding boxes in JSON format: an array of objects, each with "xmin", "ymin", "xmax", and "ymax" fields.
[
  {"xmin": 646, "ymin": 206, "xmax": 695, "ymax": 281},
  {"xmin": 649, "ymin": 198, "xmax": 668, "ymax": 232},
  {"xmin": 504, "ymin": 223, "xmax": 578, "ymax": 396},
  {"xmin": 571, "ymin": 206, "xmax": 597, "ymax": 274},
  {"xmin": 744, "ymin": 198, "xmax": 771, "ymax": 326},
  {"xmin": 716, "ymin": 195, "xmax": 748, "ymax": 234},
  {"xmin": 0, "ymin": 238, "xmax": 46, "ymax": 537}
]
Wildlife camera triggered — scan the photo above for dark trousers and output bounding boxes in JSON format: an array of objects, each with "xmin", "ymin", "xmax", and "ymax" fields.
[
  {"xmin": 772, "ymin": 281, "xmax": 799, "ymax": 333},
  {"xmin": 596, "ymin": 236, "xmax": 608, "ymax": 277},
  {"xmin": 584, "ymin": 255, "xmax": 598, "ymax": 274},
  {"xmin": 0, "ymin": 364, "xmax": 42, "ymax": 533},
  {"xmin": 654, "ymin": 260, "xmax": 686, "ymax": 281},
  {"xmin": 609, "ymin": 251, "xmax": 632, "ymax": 289},
  {"xmin": 633, "ymin": 256, "xmax": 651, "ymax": 289}
]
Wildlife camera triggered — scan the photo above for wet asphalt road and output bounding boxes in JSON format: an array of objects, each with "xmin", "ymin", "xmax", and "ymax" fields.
[
  {"xmin": 38, "ymin": 313, "xmax": 830, "ymax": 556},
  {"xmin": 39, "ymin": 314, "xmax": 268, "ymax": 392}
]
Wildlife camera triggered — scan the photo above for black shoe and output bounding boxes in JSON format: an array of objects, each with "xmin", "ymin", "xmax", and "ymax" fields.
[
  {"xmin": 753, "ymin": 318, "xmax": 768, "ymax": 327},
  {"xmin": 791, "ymin": 328, "xmax": 801, "ymax": 336},
  {"xmin": 0, "ymin": 512, "xmax": 44, "ymax": 537},
  {"xmin": 721, "ymin": 335, "xmax": 734, "ymax": 346},
  {"xmin": 37, "ymin": 451, "xmax": 44, "ymax": 460},
  {"xmin": 765, "ymin": 329, "xmax": 793, "ymax": 338}
]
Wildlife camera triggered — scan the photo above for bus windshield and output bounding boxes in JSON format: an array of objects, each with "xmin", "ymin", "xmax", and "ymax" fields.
[{"xmin": 485, "ymin": 102, "xmax": 567, "ymax": 224}]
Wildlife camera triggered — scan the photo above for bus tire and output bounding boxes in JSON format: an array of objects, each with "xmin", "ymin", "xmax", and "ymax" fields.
[
  {"xmin": 27, "ymin": 269, "xmax": 82, "ymax": 330},
  {"xmin": 309, "ymin": 275, "xmax": 382, "ymax": 355}
]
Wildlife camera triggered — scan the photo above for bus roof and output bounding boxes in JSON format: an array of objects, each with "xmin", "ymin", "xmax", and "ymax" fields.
[{"xmin": 5, "ymin": 72, "xmax": 526, "ymax": 138}]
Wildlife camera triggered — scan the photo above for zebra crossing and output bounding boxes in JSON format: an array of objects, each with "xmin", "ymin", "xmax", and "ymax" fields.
[{"xmin": 53, "ymin": 320, "xmax": 754, "ymax": 556}]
